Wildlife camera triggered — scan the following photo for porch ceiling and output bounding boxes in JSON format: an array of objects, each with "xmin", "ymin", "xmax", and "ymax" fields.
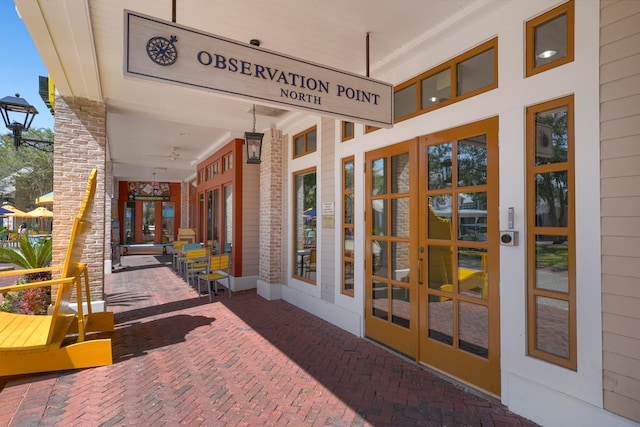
[{"xmin": 15, "ymin": 0, "xmax": 494, "ymax": 183}]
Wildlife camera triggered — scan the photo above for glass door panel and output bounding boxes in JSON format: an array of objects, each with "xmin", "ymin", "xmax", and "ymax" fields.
[
  {"xmin": 213, "ymin": 189, "xmax": 220, "ymax": 250},
  {"xmin": 365, "ymin": 140, "xmax": 418, "ymax": 358},
  {"xmin": 162, "ymin": 202, "xmax": 174, "ymax": 242},
  {"xmin": 142, "ymin": 201, "xmax": 155, "ymax": 243},
  {"xmin": 205, "ymin": 191, "xmax": 212, "ymax": 245},
  {"xmin": 365, "ymin": 119, "xmax": 499, "ymax": 397},
  {"xmin": 124, "ymin": 202, "xmax": 136, "ymax": 244},
  {"xmin": 419, "ymin": 117, "xmax": 499, "ymax": 397}
]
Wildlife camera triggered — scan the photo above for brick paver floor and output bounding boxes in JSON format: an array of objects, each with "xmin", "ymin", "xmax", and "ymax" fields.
[{"xmin": 0, "ymin": 255, "xmax": 538, "ymax": 426}]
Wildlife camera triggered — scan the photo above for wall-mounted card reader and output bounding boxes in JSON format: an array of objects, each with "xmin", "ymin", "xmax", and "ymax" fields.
[{"xmin": 500, "ymin": 230, "xmax": 518, "ymax": 246}]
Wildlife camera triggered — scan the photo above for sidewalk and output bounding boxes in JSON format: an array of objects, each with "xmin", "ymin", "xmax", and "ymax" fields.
[{"xmin": 0, "ymin": 255, "xmax": 538, "ymax": 426}]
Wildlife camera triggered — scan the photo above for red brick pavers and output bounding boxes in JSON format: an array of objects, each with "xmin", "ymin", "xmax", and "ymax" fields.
[{"xmin": 0, "ymin": 256, "xmax": 538, "ymax": 426}]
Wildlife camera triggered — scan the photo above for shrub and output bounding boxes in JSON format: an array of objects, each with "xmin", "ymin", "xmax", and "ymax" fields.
[
  {"xmin": 0, "ymin": 238, "xmax": 53, "ymax": 315},
  {"xmin": 0, "ymin": 278, "xmax": 51, "ymax": 315}
]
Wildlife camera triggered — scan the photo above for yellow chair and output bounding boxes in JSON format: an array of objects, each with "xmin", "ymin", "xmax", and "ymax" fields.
[
  {"xmin": 0, "ymin": 169, "xmax": 114, "ymax": 376},
  {"xmin": 197, "ymin": 254, "xmax": 231, "ymax": 301},
  {"xmin": 184, "ymin": 248, "xmax": 209, "ymax": 285},
  {"xmin": 175, "ymin": 243, "xmax": 201, "ymax": 276},
  {"xmin": 171, "ymin": 240, "xmax": 188, "ymax": 270}
]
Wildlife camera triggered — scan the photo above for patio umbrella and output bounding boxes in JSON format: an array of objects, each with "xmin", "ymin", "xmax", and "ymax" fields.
[
  {"xmin": 0, "ymin": 206, "xmax": 11, "ymax": 215},
  {"xmin": 26, "ymin": 207, "xmax": 53, "ymax": 218},
  {"xmin": 1, "ymin": 205, "xmax": 32, "ymax": 231},
  {"xmin": 2, "ymin": 205, "xmax": 31, "ymax": 217},
  {"xmin": 26, "ymin": 207, "xmax": 53, "ymax": 232},
  {"xmin": 35, "ymin": 191, "xmax": 53, "ymax": 204}
]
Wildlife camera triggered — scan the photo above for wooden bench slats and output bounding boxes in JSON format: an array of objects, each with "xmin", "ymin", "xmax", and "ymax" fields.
[{"xmin": 0, "ymin": 312, "xmax": 53, "ymax": 349}]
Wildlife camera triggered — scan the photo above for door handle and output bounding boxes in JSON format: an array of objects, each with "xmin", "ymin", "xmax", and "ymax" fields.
[{"xmin": 418, "ymin": 246, "xmax": 424, "ymax": 285}]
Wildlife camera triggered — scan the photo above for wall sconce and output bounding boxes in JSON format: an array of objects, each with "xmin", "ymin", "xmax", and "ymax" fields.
[
  {"xmin": 245, "ymin": 104, "xmax": 263, "ymax": 164},
  {"xmin": 0, "ymin": 93, "xmax": 53, "ymax": 151}
]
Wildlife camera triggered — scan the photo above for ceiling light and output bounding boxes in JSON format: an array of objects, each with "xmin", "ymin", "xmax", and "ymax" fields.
[
  {"xmin": 429, "ymin": 96, "xmax": 438, "ymax": 103},
  {"xmin": 538, "ymin": 50, "xmax": 557, "ymax": 59}
]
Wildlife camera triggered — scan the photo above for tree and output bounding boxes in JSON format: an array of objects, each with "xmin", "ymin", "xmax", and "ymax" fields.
[
  {"xmin": 534, "ymin": 110, "xmax": 569, "ymax": 230},
  {"xmin": 0, "ymin": 128, "xmax": 54, "ymax": 209}
]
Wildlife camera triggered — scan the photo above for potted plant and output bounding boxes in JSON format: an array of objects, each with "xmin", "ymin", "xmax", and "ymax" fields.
[{"xmin": 0, "ymin": 238, "xmax": 53, "ymax": 315}]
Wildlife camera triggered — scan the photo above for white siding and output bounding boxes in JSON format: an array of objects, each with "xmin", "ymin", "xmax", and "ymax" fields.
[{"xmin": 600, "ymin": 0, "xmax": 640, "ymax": 423}]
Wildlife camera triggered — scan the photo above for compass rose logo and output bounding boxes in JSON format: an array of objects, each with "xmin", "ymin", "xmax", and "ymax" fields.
[{"xmin": 146, "ymin": 35, "xmax": 178, "ymax": 66}]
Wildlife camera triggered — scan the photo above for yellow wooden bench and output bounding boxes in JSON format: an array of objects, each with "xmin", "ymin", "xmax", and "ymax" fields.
[{"xmin": 0, "ymin": 169, "xmax": 114, "ymax": 376}]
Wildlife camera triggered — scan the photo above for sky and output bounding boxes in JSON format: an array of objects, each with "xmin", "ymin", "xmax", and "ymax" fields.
[{"xmin": 0, "ymin": 1, "xmax": 55, "ymax": 131}]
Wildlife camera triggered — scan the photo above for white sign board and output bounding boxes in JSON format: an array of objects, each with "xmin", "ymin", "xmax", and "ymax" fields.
[
  {"xmin": 124, "ymin": 11, "xmax": 394, "ymax": 128},
  {"xmin": 322, "ymin": 202, "xmax": 335, "ymax": 215}
]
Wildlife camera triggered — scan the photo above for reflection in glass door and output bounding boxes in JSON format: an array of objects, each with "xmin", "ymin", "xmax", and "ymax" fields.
[{"xmin": 418, "ymin": 117, "xmax": 499, "ymax": 396}]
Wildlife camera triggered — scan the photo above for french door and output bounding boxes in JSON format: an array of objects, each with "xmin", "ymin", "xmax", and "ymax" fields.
[{"xmin": 365, "ymin": 117, "xmax": 500, "ymax": 396}]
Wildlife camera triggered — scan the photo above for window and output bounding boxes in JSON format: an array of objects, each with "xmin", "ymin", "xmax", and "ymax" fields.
[
  {"xmin": 394, "ymin": 38, "xmax": 497, "ymax": 123},
  {"xmin": 342, "ymin": 157, "xmax": 355, "ymax": 296},
  {"xmin": 223, "ymin": 153, "xmax": 233, "ymax": 172},
  {"xmin": 421, "ymin": 68, "xmax": 450, "ymax": 109},
  {"xmin": 293, "ymin": 168, "xmax": 317, "ymax": 283},
  {"xmin": 223, "ymin": 184, "xmax": 233, "ymax": 253},
  {"xmin": 199, "ymin": 169, "xmax": 205, "ymax": 184},
  {"xmin": 526, "ymin": 95, "xmax": 575, "ymax": 370},
  {"xmin": 526, "ymin": 0, "xmax": 574, "ymax": 77},
  {"xmin": 394, "ymin": 83, "xmax": 417, "ymax": 121},
  {"xmin": 342, "ymin": 121, "xmax": 354, "ymax": 142},
  {"xmin": 293, "ymin": 126, "xmax": 317, "ymax": 158}
]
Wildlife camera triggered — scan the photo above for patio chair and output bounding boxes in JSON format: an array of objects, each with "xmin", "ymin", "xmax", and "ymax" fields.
[
  {"xmin": 184, "ymin": 247, "xmax": 209, "ymax": 285},
  {"xmin": 0, "ymin": 168, "xmax": 114, "ymax": 376},
  {"xmin": 171, "ymin": 240, "xmax": 188, "ymax": 270},
  {"xmin": 175, "ymin": 243, "xmax": 201, "ymax": 276},
  {"xmin": 197, "ymin": 254, "xmax": 231, "ymax": 302}
]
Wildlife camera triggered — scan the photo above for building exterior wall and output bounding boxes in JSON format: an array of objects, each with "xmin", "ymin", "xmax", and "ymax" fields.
[
  {"xmin": 320, "ymin": 117, "xmax": 336, "ymax": 304},
  {"xmin": 53, "ymin": 95, "xmax": 107, "ymax": 302},
  {"xmin": 30, "ymin": 1, "xmax": 640, "ymax": 425},
  {"xmin": 242, "ymin": 147, "xmax": 260, "ymax": 278},
  {"xmin": 116, "ymin": 181, "xmax": 183, "ymax": 244},
  {"xmin": 274, "ymin": 1, "xmax": 637, "ymax": 425},
  {"xmin": 195, "ymin": 139, "xmax": 244, "ymax": 277},
  {"xmin": 600, "ymin": 0, "xmax": 640, "ymax": 423}
]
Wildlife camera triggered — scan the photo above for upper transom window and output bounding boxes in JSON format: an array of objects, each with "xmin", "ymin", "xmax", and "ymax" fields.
[
  {"xmin": 293, "ymin": 126, "xmax": 317, "ymax": 158},
  {"xmin": 394, "ymin": 38, "xmax": 498, "ymax": 123},
  {"xmin": 526, "ymin": 0, "xmax": 574, "ymax": 77}
]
